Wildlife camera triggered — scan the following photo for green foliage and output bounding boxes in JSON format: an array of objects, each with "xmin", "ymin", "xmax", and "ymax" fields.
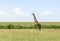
[
  {"xmin": 42, "ymin": 25, "xmax": 60, "ymax": 29},
  {"xmin": 0, "ymin": 25, "xmax": 4, "ymax": 29},
  {"xmin": 6, "ymin": 24, "xmax": 14, "ymax": 29},
  {"xmin": 0, "ymin": 24, "xmax": 60, "ymax": 29}
]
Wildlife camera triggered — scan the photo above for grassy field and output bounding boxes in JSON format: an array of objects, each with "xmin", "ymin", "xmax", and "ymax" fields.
[
  {"xmin": 0, "ymin": 22, "xmax": 60, "ymax": 29},
  {"xmin": 0, "ymin": 22, "xmax": 60, "ymax": 26},
  {"xmin": 0, "ymin": 22, "xmax": 60, "ymax": 41},
  {"xmin": 0, "ymin": 29, "xmax": 60, "ymax": 41}
]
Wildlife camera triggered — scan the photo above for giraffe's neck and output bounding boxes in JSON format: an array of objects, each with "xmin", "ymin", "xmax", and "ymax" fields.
[{"xmin": 33, "ymin": 14, "xmax": 38, "ymax": 23}]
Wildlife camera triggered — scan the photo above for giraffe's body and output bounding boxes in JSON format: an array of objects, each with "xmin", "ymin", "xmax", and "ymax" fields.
[{"xmin": 32, "ymin": 13, "xmax": 41, "ymax": 30}]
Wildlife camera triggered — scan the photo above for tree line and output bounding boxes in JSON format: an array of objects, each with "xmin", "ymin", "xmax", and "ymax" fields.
[{"xmin": 0, "ymin": 24, "xmax": 60, "ymax": 29}]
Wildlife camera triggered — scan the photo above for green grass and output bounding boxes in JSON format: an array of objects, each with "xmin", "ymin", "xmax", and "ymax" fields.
[
  {"xmin": 0, "ymin": 24, "xmax": 60, "ymax": 29},
  {"xmin": 0, "ymin": 22, "xmax": 60, "ymax": 29},
  {"xmin": 0, "ymin": 22, "xmax": 60, "ymax": 41},
  {"xmin": 0, "ymin": 22, "xmax": 60, "ymax": 26},
  {"xmin": 0, "ymin": 29, "xmax": 60, "ymax": 41}
]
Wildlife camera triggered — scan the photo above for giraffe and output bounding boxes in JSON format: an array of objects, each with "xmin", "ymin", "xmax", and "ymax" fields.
[{"xmin": 32, "ymin": 13, "xmax": 41, "ymax": 30}]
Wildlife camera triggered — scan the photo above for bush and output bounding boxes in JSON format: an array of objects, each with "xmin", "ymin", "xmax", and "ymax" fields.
[
  {"xmin": 6, "ymin": 24, "xmax": 14, "ymax": 29},
  {"xmin": 0, "ymin": 24, "xmax": 60, "ymax": 29},
  {"xmin": 0, "ymin": 25, "xmax": 4, "ymax": 29},
  {"xmin": 42, "ymin": 25, "xmax": 60, "ymax": 29}
]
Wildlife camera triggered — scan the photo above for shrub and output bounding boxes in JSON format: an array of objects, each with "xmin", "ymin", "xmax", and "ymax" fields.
[
  {"xmin": 7, "ymin": 24, "xmax": 14, "ymax": 29},
  {"xmin": 0, "ymin": 24, "xmax": 60, "ymax": 29},
  {"xmin": 0, "ymin": 25, "xmax": 4, "ymax": 29}
]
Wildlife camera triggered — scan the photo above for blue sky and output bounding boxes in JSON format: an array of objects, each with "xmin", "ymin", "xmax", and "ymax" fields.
[{"xmin": 0, "ymin": 0, "xmax": 60, "ymax": 22}]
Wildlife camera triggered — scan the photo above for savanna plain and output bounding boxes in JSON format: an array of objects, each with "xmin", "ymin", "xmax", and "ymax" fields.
[{"xmin": 0, "ymin": 22, "xmax": 60, "ymax": 41}]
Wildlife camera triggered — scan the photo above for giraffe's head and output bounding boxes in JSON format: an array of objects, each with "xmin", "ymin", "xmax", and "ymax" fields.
[{"xmin": 32, "ymin": 13, "xmax": 35, "ymax": 15}]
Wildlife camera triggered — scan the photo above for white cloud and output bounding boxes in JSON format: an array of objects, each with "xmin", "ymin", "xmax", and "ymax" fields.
[
  {"xmin": 14, "ymin": 8, "xmax": 30, "ymax": 16},
  {"xmin": 43, "ymin": 11, "xmax": 51, "ymax": 15},
  {"xmin": 0, "ymin": 9, "xmax": 59, "ymax": 22},
  {"xmin": 0, "ymin": 10, "xmax": 9, "ymax": 17},
  {"xmin": 40, "ymin": 11, "xmax": 52, "ymax": 16},
  {"xmin": 0, "ymin": 8, "xmax": 32, "ymax": 22},
  {"xmin": 0, "ymin": 10, "xmax": 11, "ymax": 22},
  {"xmin": 14, "ymin": 8, "xmax": 23, "ymax": 15},
  {"xmin": 1, "ymin": 8, "xmax": 53, "ymax": 22},
  {"xmin": 0, "ymin": 11, "xmax": 5, "ymax": 16}
]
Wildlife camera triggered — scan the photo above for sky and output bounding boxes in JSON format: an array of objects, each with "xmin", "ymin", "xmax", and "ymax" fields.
[{"xmin": 0, "ymin": 0, "xmax": 60, "ymax": 22}]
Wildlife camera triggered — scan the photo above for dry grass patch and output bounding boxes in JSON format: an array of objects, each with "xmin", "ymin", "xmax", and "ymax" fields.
[{"xmin": 0, "ymin": 29, "xmax": 60, "ymax": 41}]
